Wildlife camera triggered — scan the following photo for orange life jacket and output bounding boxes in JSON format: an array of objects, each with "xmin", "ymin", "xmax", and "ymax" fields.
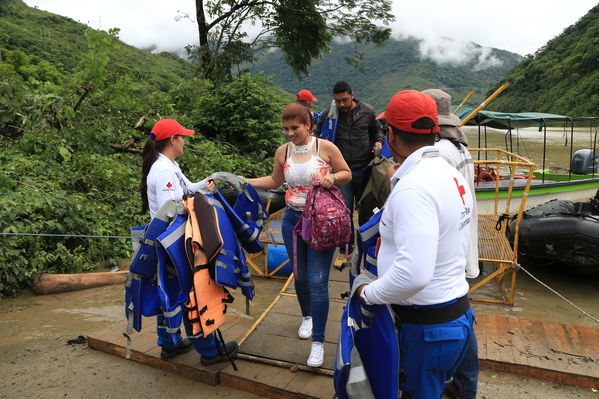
[{"xmin": 183, "ymin": 194, "xmax": 232, "ymax": 337}]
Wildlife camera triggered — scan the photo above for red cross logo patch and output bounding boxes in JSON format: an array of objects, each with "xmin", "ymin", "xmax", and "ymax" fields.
[
  {"xmin": 166, "ymin": 181, "xmax": 173, "ymax": 189},
  {"xmin": 454, "ymin": 177, "xmax": 466, "ymax": 205}
]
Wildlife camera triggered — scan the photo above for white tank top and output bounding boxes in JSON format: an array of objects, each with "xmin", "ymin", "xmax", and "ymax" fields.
[{"xmin": 283, "ymin": 138, "xmax": 330, "ymax": 211}]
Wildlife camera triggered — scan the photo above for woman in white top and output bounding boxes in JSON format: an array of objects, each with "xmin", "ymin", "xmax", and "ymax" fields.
[
  {"xmin": 247, "ymin": 103, "xmax": 351, "ymax": 367},
  {"xmin": 140, "ymin": 119, "xmax": 237, "ymax": 365}
]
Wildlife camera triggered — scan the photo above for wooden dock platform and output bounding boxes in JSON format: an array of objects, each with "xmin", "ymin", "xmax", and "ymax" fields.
[{"xmin": 89, "ymin": 264, "xmax": 599, "ymax": 397}]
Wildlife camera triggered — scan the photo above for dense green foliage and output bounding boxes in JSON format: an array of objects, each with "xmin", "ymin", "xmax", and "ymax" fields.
[
  {"xmin": 486, "ymin": 4, "xmax": 599, "ymax": 116},
  {"xmin": 191, "ymin": 0, "xmax": 393, "ymax": 80},
  {"xmin": 0, "ymin": 0, "xmax": 291, "ymax": 296},
  {"xmin": 246, "ymin": 38, "xmax": 523, "ymax": 112}
]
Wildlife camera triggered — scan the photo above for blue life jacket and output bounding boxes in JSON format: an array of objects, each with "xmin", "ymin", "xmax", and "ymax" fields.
[
  {"xmin": 210, "ymin": 172, "xmax": 268, "ymax": 254},
  {"xmin": 319, "ymin": 101, "xmax": 339, "ymax": 143},
  {"xmin": 380, "ymin": 136, "xmax": 392, "ymax": 159},
  {"xmin": 358, "ymin": 209, "xmax": 383, "ymax": 278},
  {"xmin": 125, "ymin": 201, "xmax": 180, "ymax": 333},
  {"xmin": 334, "ymin": 295, "xmax": 399, "ymax": 399},
  {"xmin": 155, "ymin": 212, "xmax": 193, "ymax": 346},
  {"xmin": 204, "ymin": 190, "xmax": 255, "ymax": 300}
]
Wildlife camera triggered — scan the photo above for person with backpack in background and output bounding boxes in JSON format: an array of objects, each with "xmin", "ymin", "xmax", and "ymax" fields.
[
  {"xmin": 423, "ymin": 88, "xmax": 480, "ymax": 399},
  {"xmin": 314, "ymin": 81, "xmax": 385, "ymax": 268},
  {"xmin": 353, "ymin": 90, "xmax": 476, "ymax": 398},
  {"xmin": 246, "ymin": 103, "xmax": 351, "ymax": 367}
]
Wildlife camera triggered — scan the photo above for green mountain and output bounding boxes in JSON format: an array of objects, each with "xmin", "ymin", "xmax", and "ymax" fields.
[
  {"xmin": 0, "ymin": 0, "xmax": 194, "ymax": 91},
  {"xmin": 247, "ymin": 38, "xmax": 523, "ymax": 112},
  {"xmin": 486, "ymin": 4, "xmax": 599, "ymax": 116}
]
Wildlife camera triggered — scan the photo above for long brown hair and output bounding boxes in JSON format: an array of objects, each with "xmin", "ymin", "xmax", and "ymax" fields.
[{"xmin": 140, "ymin": 137, "xmax": 170, "ymax": 213}]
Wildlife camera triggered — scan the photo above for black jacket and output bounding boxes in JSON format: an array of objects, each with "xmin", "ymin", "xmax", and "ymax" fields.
[{"xmin": 315, "ymin": 100, "xmax": 384, "ymax": 171}]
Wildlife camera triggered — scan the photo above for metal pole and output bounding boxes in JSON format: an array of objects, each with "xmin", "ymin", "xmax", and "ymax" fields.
[
  {"xmin": 460, "ymin": 82, "xmax": 510, "ymax": 126},
  {"xmin": 453, "ymin": 90, "xmax": 475, "ymax": 115},
  {"xmin": 542, "ymin": 120, "xmax": 547, "ymax": 183},
  {"xmin": 568, "ymin": 119, "xmax": 574, "ymax": 181}
]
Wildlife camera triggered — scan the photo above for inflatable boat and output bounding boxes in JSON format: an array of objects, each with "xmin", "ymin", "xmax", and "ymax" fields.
[{"xmin": 509, "ymin": 189, "xmax": 599, "ymax": 274}]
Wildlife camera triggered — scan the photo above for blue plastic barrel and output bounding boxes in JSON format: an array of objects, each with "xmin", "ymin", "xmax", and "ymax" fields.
[{"xmin": 266, "ymin": 244, "xmax": 291, "ymax": 276}]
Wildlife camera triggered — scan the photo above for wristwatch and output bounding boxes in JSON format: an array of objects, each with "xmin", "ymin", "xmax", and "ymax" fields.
[{"xmin": 359, "ymin": 287, "xmax": 373, "ymax": 305}]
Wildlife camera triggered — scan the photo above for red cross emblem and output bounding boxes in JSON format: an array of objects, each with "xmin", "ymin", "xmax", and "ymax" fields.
[
  {"xmin": 454, "ymin": 177, "xmax": 465, "ymax": 205},
  {"xmin": 166, "ymin": 182, "xmax": 173, "ymax": 189}
]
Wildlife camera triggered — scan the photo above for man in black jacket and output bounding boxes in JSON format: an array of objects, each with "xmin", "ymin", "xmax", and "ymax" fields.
[{"xmin": 315, "ymin": 81, "xmax": 384, "ymax": 263}]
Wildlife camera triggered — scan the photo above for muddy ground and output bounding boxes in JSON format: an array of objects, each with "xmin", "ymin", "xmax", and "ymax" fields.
[{"xmin": 1, "ymin": 265, "xmax": 598, "ymax": 399}]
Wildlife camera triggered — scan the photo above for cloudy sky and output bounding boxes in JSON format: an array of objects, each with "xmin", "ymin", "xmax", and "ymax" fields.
[{"xmin": 24, "ymin": 0, "xmax": 597, "ymax": 57}]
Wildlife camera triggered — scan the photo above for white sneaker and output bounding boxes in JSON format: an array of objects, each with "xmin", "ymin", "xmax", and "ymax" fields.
[
  {"xmin": 307, "ymin": 342, "xmax": 324, "ymax": 367},
  {"xmin": 298, "ymin": 316, "xmax": 312, "ymax": 339}
]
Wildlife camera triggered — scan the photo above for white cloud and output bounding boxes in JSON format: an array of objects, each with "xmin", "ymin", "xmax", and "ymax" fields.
[{"xmin": 24, "ymin": 0, "xmax": 598, "ymax": 57}]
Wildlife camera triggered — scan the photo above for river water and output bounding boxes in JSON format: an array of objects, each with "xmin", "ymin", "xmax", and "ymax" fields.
[{"xmin": 463, "ymin": 125, "xmax": 599, "ymax": 172}]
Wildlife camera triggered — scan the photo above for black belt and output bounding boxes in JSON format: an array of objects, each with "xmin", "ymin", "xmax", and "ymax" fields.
[{"xmin": 391, "ymin": 295, "xmax": 469, "ymax": 325}]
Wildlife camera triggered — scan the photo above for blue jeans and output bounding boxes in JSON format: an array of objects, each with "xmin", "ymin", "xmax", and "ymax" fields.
[
  {"xmin": 452, "ymin": 326, "xmax": 479, "ymax": 399},
  {"xmin": 337, "ymin": 168, "xmax": 368, "ymax": 253},
  {"xmin": 398, "ymin": 307, "xmax": 475, "ymax": 399},
  {"xmin": 281, "ymin": 207, "xmax": 336, "ymax": 343},
  {"xmin": 156, "ymin": 314, "xmax": 217, "ymax": 357}
]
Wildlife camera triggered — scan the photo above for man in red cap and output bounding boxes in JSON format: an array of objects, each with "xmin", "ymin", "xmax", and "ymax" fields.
[
  {"xmin": 296, "ymin": 89, "xmax": 318, "ymax": 109},
  {"xmin": 353, "ymin": 90, "xmax": 476, "ymax": 398}
]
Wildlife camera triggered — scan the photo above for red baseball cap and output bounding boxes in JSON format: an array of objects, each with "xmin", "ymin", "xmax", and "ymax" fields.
[
  {"xmin": 150, "ymin": 119, "xmax": 195, "ymax": 141},
  {"xmin": 380, "ymin": 90, "xmax": 439, "ymax": 134},
  {"xmin": 297, "ymin": 89, "xmax": 318, "ymax": 102}
]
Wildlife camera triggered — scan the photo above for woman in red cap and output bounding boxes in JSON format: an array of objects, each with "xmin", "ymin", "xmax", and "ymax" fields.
[{"xmin": 139, "ymin": 118, "xmax": 237, "ymax": 364}]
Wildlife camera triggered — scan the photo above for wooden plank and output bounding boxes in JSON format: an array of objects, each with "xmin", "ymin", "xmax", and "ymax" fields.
[
  {"xmin": 505, "ymin": 316, "xmax": 530, "ymax": 367},
  {"xmin": 88, "ymin": 333, "xmax": 220, "ymax": 386},
  {"xmin": 519, "ymin": 318, "xmax": 550, "ymax": 370},
  {"xmin": 564, "ymin": 324, "xmax": 585, "ymax": 356},
  {"xmin": 575, "ymin": 325, "xmax": 599, "ymax": 359},
  {"xmin": 542, "ymin": 321, "xmax": 578, "ymax": 374},
  {"xmin": 480, "ymin": 359, "xmax": 599, "ymax": 390},
  {"xmin": 492, "ymin": 316, "xmax": 514, "ymax": 364},
  {"xmin": 474, "ymin": 314, "xmax": 487, "ymax": 360},
  {"xmin": 485, "ymin": 314, "xmax": 504, "ymax": 362},
  {"xmin": 220, "ymin": 358, "xmax": 328, "ymax": 399},
  {"xmin": 283, "ymin": 369, "xmax": 336, "ymax": 398}
]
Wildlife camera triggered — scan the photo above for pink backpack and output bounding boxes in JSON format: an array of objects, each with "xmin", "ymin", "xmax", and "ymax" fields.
[{"xmin": 293, "ymin": 182, "xmax": 352, "ymax": 275}]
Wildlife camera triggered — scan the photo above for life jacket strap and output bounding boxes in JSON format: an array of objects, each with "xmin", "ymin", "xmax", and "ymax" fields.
[
  {"xmin": 141, "ymin": 238, "xmax": 155, "ymax": 246},
  {"xmin": 124, "ymin": 302, "xmax": 135, "ymax": 360},
  {"xmin": 162, "ymin": 306, "xmax": 181, "ymax": 318},
  {"xmin": 365, "ymin": 254, "xmax": 377, "ymax": 268},
  {"xmin": 223, "ymin": 292, "xmax": 235, "ymax": 304},
  {"xmin": 157, "ymin": 324, "xmax": 180, "ymax": 334},
  {"xmin": 216, "ymin": 329, "xmax": 238, "ymax": 371},
  {"xmin": 192, "ymin": 264, "xmax": 210, "ymax": 273},
  {"xmin": 206, "ymin": 197, "xmax": 225, "ymax": 211}
]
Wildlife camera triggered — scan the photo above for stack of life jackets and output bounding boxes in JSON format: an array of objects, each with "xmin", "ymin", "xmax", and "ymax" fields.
[
  {"xmin": 334, "ymin": 208, "xmax": 401, "ymax": 399},
  {"xmin": 124, "ymin": 176, "xmax": 267, "ymax": 358}
]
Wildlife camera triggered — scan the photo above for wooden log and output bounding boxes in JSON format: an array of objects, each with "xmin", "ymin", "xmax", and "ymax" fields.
[{"xmin": 32, "ymin": 270, "xmax": 129, "ymax": 295}]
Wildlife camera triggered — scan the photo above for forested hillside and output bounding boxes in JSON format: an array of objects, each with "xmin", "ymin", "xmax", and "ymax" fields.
[
  {"xmin": 247, "ymin": 38, "xmax": 523, "ymax": 111},
  {"xmin": 0, "ymin": 0, "xmax": 291, "ymax": 295},
  {"xmin": 485, "ymin": 4, "xmax": 599, "ymax": 116}
]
